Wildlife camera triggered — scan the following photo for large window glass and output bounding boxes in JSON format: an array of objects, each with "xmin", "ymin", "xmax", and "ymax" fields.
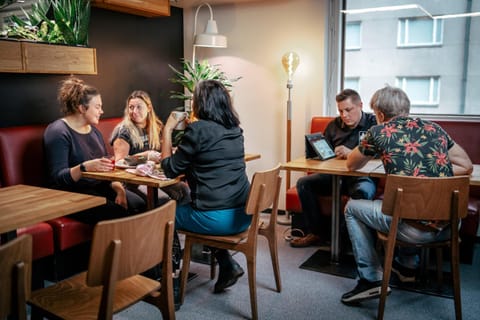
[{"xmin": 342, "ymin": 0, "xmax": 480, "ymax": 117}]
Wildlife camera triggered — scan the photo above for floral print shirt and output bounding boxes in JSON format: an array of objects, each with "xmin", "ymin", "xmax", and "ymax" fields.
[{"xmin": 358, "ymin": 116, "xmax": 454, "ymax": 177}]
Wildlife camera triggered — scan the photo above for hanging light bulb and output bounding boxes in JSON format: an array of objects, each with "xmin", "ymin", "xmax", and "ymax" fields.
[{"xmin": 282, "ymin": 51, "xmax": 300, "ymax": 83}]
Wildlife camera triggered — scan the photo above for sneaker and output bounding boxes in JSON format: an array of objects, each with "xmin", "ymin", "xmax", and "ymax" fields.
[
  {"xmin": 341, "ymin": 278, "xmax": 391, "ymax": 305},
  {"xmin": 392, "ymin": 260, "xmax": 416, "ymax": 283},
  {"xmin": 290, "ymin": 233, "xmax": 323, "ymax": 248}
]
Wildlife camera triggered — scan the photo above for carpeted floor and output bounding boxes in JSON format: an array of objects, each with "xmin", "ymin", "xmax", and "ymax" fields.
[{"xmin": 112, "ymin": 219, "xmax": 480, "ymax": 319}]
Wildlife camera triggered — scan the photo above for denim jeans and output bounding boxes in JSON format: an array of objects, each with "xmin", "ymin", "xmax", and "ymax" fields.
[
  {"xmin": 344, "ymin": 199, "xmax": 451, "ymax": 282},
  {"xmin": 296, "ymin": 173, "xmax": 377, "ymax": 235}
]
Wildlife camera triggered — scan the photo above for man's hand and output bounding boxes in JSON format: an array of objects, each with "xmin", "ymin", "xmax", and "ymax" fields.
[{"xmin": 334, "ymin": 145, "xmax": 352, "ymax": 159}]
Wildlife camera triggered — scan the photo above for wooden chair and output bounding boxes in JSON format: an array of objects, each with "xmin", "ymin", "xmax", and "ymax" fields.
[
  {"xmin": 179, "ymin": 164, "xmax": 282, "ymax": 320},
  {"xmin": 0, "ymin": 234, "xmax": 32, "ymax": 320},
  {"xmin": 377, "ymin": 175, "xmax": 469, "ymax": 320},
  {"xmin": 28, "ymin": 200, "xmax": 177, "ymax": 320}
]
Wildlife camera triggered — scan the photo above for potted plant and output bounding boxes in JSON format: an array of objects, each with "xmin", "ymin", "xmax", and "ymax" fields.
[
  {"xmin": 1, "ymin": 0, "xmax": 91, "ymax": 46},
  {"xmin": 168, "ymin": 59, "xmax": 241, "ymax": 112}
]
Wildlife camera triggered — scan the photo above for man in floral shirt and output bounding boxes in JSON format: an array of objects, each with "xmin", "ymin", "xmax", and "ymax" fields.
[{"xmin": 341, "ymin": 86, "xmax": 473, "ymax": 305}]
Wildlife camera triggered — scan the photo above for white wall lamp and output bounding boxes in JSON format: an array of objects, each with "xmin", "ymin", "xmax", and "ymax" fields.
[{"xmin": 192, "ymin": 2, "xmax": 227, "ymax": 66}]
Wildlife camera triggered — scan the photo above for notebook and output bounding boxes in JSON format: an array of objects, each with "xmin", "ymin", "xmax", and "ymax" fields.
[{"xmin": 305, "ymin": 133, "xmax": 336, "ymax": 160}]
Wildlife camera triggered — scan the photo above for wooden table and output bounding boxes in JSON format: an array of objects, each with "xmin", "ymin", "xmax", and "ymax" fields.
[
  {"xmin": 83, "ymin": 153, "xmax": 262, "ymax": 210},
  {"xmin": 0, "ymin": 184, "xmax": 106, "ymax": 241},
  {"xmin": 282, "ymin": 157, "xmax": 480, "ymax": 278},
  {"xmin": 282, "ymin": 157, "xmax": 383, "ymax": 270}
]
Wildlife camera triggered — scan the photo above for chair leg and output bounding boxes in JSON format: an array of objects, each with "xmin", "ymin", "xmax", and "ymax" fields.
[
  {"xmin": 436, "ymin": 247, "xmax": 443, "ymax": 287},
  {"xmin": 451, "ymin": 245, "xmax": 463, "ymax": 320},
  {"xmin": 246, "ymin": 253, "xmax": 258, "ymax": 320},
  {"xmin": 210, "ymin": 255, "xmax": 216, "ymax": 280},
  {"xmin": 180, "ymin": 237, "xmax": 193, "ymax": 305},
  {"xmin": 263, "ymin": 229, "xmax": 281, "ymax": 292}
]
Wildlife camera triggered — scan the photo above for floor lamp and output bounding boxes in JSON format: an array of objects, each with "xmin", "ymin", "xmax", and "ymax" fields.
[{"xmin": 279, "ymin": 51, "xmax": 299, "ymax": 225}]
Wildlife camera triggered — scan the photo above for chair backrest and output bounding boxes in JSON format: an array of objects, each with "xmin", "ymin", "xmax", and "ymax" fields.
[
  {"xmin": 0, "ymin": 234, "xmax": 32, "ymax": 320},
  {"xmin": 382, "ymin": 175, "xmax": 470, "ymax": 221},
  {"xmin": 86, "ymin": 200, "xmax": 176, "ymax": 286},
  {"xmin": 245, "ymin": 164, "xmax": 282, "ymax": 216}
]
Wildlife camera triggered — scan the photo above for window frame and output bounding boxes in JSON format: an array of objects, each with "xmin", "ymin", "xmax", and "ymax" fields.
[{"xmin": 397, "ymin": 17, "xmax": 444, "ymax": 48}]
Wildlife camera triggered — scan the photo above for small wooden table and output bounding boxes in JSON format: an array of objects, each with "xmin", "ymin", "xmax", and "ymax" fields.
[
  {"xmin": 83, "ymin": 153, "xmax": 262, "ymax": 209},
  {"xmin": 0, "ymin": 184, "xmax": 106, "ymax": 241}
]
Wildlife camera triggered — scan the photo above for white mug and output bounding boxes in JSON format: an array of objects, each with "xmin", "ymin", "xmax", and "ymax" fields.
[{"xmin": 172, "ymin": 111, "xmax": 188, "ymax": 130}]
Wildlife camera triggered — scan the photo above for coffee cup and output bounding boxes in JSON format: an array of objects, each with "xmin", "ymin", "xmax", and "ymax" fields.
[{"xmin": 172, "ymin": 111, "xmax": 188, "ymax": 130}]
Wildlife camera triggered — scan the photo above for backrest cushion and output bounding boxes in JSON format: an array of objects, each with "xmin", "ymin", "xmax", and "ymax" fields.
[
  {"xmin": 311, "ymin": 116, "xmax": 334, "ymax": 134},
  {"xmin": 0, "ymin": 125, "xmax": 47, "ymax": 187},
  {"xmin": 94, "ymin": 117, "xmax": 122, "ymax": 155}
]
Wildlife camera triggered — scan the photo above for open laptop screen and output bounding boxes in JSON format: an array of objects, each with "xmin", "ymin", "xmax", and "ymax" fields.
[{"xmin": 305, "ymin": 133, "xmax": 336, "ymax": 160}]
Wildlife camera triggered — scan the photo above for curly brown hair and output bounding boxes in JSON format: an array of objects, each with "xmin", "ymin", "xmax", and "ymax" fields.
[{"xmin": 57, "ymin": 77, "xmax": 100, "ymax": 115}]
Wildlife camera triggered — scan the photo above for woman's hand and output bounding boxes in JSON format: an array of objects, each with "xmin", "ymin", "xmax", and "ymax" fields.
[
  {"xmin": 164, "ymin": 112, "xmax": 181, "ymax": 132},
  {"xmin": 83, "ymin": 157, "xmax": 115, "ymax": 172},
  {"xmin": 111, "ymin": 181, "xmax": 128, "ymax": 209}
]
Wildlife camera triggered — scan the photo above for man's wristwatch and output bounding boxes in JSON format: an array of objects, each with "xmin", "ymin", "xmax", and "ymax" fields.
[{"xmin": 80, "ymin": 162, "xmax": 87, "ymax": 172}]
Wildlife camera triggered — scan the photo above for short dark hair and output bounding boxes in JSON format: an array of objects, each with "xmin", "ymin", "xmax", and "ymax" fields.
[
  {"xmin": 336, "ymin": 88, "xmax": 361, "ymax": 104},
  {"xmin": 192, "ymin": 80, "xmax": 240, "ymax": 129}
]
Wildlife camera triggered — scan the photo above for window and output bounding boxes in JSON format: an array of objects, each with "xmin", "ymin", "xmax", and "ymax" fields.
[
  {"xmin": 338, "ymin": 0, "xmax": 480, "ymax": 117},
  {"xmin": 344, "ymin": 77, "xmax": 360, "ymax": 92},
  {"xmin": 346, "ymin": 22, "xmax": 361, "ymax": 50},
  {"xmin": 398, "ymin": 17, "xmax": 443, "ymax": 47},
  {"xmin": 396, "ymin": 77, "xmax": 440, "ymax": 107}
]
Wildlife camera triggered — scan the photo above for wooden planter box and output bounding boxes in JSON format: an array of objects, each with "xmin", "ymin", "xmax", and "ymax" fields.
[{"xmin": 0, "ymin": 40, "xmax": 97, "ymax": 75}]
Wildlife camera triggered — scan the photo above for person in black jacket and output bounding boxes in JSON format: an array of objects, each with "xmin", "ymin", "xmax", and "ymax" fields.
[
  {"xmin": 291, "ymin": 89, "xmax": 378, "ymax": 247},
  {"xmin": 161, "ymin": 80, "xmax": 251, "ymax": 294}
]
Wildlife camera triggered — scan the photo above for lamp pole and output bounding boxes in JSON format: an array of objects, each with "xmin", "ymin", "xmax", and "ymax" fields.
[{"xmin": 286, "ymin": 80, "xmax": 293, "ymax": 190}]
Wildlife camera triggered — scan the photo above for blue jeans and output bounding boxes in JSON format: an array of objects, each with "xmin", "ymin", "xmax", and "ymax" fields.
[
  {"xmin": 296, "ymin": 174, "xmax": 377, "ymax": 235},
  {"xmin": 175, "ymin": 204, "xmax": 251, "ymax": 235},
  {"xmin": 344, "ymin": 199, "xmax": 451, "ymax": 282}
]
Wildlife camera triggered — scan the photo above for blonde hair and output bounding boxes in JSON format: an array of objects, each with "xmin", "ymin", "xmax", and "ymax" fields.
[{"xmin": 112, "ymin": 90, "xmax": 163, "ymax": 150}]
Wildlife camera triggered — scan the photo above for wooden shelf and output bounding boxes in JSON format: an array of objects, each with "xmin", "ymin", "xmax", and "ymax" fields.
[
  {"xmin": 92, "ymin": 0, "xmax": 170, "ymax": 17},
  {"xmin": 0, "ymin": 40, "xmax": 97, "ymax": 75}
]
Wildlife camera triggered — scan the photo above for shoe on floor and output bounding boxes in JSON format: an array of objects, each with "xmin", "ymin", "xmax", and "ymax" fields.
[
  {"xmin": 341, "ymin": 278, "xmax": 391, "ymax": 305},
  {"xmin": 290, "ymin": 233, "xmax": 323, "ymax": 248},
  {"xmin": 213, "ymin": 262, "xmax": 245, "ymax": 293},
  {"xmin": 392, "ymin": 259, "xmax": 416, "ymax": 283}
]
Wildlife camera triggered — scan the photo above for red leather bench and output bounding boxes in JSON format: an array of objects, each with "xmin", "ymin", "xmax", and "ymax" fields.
[
  {"xmin": 0, "ymin": 117, "xmax": 121, "ymax": 281},
  {"xmin": 286, "ymin": 116, "xmax": 480, "ymax": 263}
]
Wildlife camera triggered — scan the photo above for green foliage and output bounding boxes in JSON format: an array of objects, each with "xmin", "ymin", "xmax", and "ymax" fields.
[
  {"xmin": 51, "ymin": 0, "xmax": 91, "ymax": 46},
  {"xmin": 168, "ymin": 59, "xmax": 241, "ymax": 106},
  {"xmin": 1, "ymin": 0, "xmax": 90, "ymax": 46}
]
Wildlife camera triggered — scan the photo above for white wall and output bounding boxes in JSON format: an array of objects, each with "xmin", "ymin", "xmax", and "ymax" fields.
[{"xmin": 183, "ymin": 0, "xmax": 329, "ymax": 209}]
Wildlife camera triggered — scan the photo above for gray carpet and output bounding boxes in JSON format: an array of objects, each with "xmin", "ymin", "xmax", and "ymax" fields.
[{"xmin": 115, "ymin": 220, "xmax": 480, "ymax": 319}]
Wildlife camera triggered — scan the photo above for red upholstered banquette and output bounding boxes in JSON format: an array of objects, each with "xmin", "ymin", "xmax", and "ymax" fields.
[{"xmin": 0, "ymin": 117, "xmax": 121, "ymax": 281}]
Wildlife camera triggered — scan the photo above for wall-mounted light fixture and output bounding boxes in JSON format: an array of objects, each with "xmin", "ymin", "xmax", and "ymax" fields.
[{"xmin": 192, "ymin": 3, "xmax": 227, "ymax": 66}]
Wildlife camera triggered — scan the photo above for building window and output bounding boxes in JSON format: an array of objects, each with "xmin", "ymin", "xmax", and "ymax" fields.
[
  {"xmin": 398, "ymin": 17, "xmax": 443, "ymax": 47},
  {"xmin": 396, "ymin": 76, "xmax": 440, "ymax": 106},
  {"xmin": 346, "ymin": 21, "xmax": 361, "ymax": 50},
  {"xmin": 344, "ymin": 77, "xmax": 360, "ymax": 92}
]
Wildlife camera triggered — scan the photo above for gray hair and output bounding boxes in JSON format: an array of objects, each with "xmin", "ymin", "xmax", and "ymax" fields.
[{"xmin": 369, "ymin": 86, "xmax": 410, "ymax": 120}]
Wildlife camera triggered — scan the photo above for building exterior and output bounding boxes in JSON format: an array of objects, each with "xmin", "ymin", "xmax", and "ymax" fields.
[{"xmin": 344, "ymin": 0, "xmax": 479, "ymax": 116}]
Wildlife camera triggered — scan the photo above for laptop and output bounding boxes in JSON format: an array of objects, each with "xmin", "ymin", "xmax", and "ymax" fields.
[{"xmin": 305, "ymin": 133, "xmax": 336, "ymax": 160}]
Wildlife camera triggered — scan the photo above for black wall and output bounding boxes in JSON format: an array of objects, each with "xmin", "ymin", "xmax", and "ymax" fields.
[{"xmin": 0, "ymin": 6, "xmax": 184, "ymax": 128}]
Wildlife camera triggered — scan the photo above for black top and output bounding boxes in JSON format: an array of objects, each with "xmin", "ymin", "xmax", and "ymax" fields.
[
  {"xmin": 43, "ymin": 119, "xmax": 108, "ymax": 190},
  {"xmin": 161, "ymin": 120, "xmax": 249, "ymax": 211},
  {"xmin": 324, "ymin": 112, "xmax": 377, "ymax": 149}
]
